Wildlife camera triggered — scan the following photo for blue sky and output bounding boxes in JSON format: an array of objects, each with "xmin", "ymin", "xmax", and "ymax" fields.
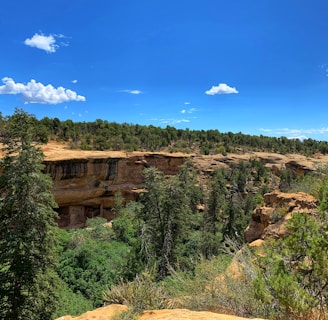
[{"xmin": 1, "ymin": 1, "xmax": 328, "ymax": 141}]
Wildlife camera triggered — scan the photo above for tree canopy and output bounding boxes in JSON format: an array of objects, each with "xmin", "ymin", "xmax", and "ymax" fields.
[{"xmin": 0, "ymin": 109, "xmax": 59, "ymax": 319}]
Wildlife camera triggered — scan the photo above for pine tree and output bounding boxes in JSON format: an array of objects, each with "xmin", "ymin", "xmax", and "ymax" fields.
[
  {"xmin": 139, "ymin": 166, "xmax": 194, "ymax": 278},
  {"xmin": 201, "ymin": 169, "xmax": 228, "ymax": 258},
  {"xmin": 0, "ymin": 109, "xmax": 59, "ymax": 319}
]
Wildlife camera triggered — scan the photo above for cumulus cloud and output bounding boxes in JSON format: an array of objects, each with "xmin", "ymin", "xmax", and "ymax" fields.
[
  {"xmin": 0, "ymin": 77, "xmax": 86, "ymax": 104},
  {"xmin": 205, "ymin": 83, "xmax": 238, "ymax": 95},
  {"xmin": 72, "ymin": 79, "xmax": 78, "ymax": 84},
  {"xmin": 24, "ymin": 33, "xmax": 68, "ymax": 53},
  {"xmin": 121, "ymin": 89, "xmax": 143, "ymax": 95}
]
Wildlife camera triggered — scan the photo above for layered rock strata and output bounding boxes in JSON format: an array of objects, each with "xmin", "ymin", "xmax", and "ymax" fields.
[
  {"xmin": 43, "ymin": 153, "xmax": 185, "ymax": 228},
  {"xmin": 36, "ymin": 143, "xmax": 328, "ymax": 229}
]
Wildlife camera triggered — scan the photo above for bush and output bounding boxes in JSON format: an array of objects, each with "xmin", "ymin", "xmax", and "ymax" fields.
[
  {"xmin": 103, "ymin": 269, "xmax": 175, "ymax": 315},
  {"xmin": 57, "ymin": 222, "xmax": 131, "ymax": 307},
  {"xmin": 256, "ymin": 212, "xmax": 328, "ymax": 319},
  {"xmin": 52, "ymin": 279, "xmax": 93, "ymax": 318},
  {"xmin": 164, "ymin": 251, "xmax": 272, "ymax": 318}
]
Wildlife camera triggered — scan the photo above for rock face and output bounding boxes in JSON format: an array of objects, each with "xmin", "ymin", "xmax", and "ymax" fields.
[
  {"xmin": 43, "ymin": 153, "xmax": 185, "ymax": 229},
  {"xmin": 55, "ymin": 304, "xmax": 267, "ymax": 320},
  {"xmin": 244, "ymin": 191, "xmax": 319, "ymax": 243},
  {"xmin": 37, "ymin": 142, "xmax": 327, "ymax": 229}
]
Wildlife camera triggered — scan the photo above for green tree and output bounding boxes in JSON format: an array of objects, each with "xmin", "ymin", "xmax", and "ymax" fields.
[
  {"xmin": 139, "ymin": 166, "xmax": 195, "ymax": 278},
  {"xmin": 0, "ymin": 109, "xmax": 59, "ymax": 319},
  {"xmin": 258, "ymin": 212, "xmax": 328, "ymax": 318},
  {"xmin": 57, "ymin": 218, "xmax": 131, "ymax": 307},
  {"xmin": 201, "ymin": 169, "xmax": 228, "ymax": 258}
]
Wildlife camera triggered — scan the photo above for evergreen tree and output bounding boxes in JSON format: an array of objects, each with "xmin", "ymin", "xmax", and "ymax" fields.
[
  {"xmin": 139, "ymin": 166, "xmax": 193, "ymax": 278},
  {"xmin": 201, "ymin": 169, "xmax": 228, "ymax": 258},
  {"xmin": 258, "ymin": 212, "xmax": 328, "ymax": 318},
  {"xmin": 0, "ymin": 109, "xmax": 59, "ymax": 319}
]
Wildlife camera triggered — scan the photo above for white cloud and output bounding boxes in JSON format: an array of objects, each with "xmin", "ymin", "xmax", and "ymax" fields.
[
  {"xmin": 0, "ymin": 77, "xmax": 86, "ymax": 104},
  {"xmin": 24, "ymin": 33, "xmax": 68, "ymax": 53},
  {"xmin": 319, "ymin": 63, "xmax": 328, "ymax": 77},
  {"xmin": 184, "ymin": 101, "xmax": 190, "ymax": 105},
  {"xmin": 205, "ymin": 83, "xmax": 238, "ymax": 95},
  {"xmin": 259, "ymin": 127, "xmax": 328, "ymax": 140},
  {"xmin": 149, "ymin": 117, "xmax": 191, "ymax": 125},
  {"xmin": 72, "ymin": 79, "xmax": 78, "ymax": 84},
  {"xmin": 160, "ymin": 118, "xmax": 190, "ymax": 124},
  {"xmin": 121, "ymin": 89, "xmax": 143, "ymax": 95},
  {"xmin": 181, "ymin": 107, "xmax": 197, "ymax": 114},
  {"xmin": 24, "ymin": 33, "xmax": 57, "ymax": 53}
]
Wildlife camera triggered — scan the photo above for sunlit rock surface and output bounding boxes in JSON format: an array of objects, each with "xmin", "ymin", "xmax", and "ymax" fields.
[
  {"xmin": 245, "ymin": 191, "xmax": 318, "ymax": 243},
  {"xmin": 55, "ymin": 304, "xmax": 267, "ymax": 320}
]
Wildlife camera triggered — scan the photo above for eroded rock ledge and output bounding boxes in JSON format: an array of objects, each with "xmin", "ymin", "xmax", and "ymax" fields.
[
  {"xmin": 43, "ymin": 153, "xmax": 185, "ymax": 229},
  {"xmin": 55, "ymin": 303, "xmax": 267, "ymax": 320},
  {"xmin": 39, "ymin": 142, "xmax": 327, "ymax": 229},
  {"xmin": 244, "ymin": 191, "xmax": 319, "ymax": 243}
]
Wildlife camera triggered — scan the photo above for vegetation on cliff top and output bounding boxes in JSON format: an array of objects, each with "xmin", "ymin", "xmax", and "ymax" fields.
[{"xmin": 2, "ymin": 111, "xmax": 328, "ymax": 155}]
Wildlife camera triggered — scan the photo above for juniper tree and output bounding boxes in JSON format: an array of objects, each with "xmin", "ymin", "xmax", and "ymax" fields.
[{"xmin": 0, "ymin": 109, "xmax": 59, "ymax": 319}]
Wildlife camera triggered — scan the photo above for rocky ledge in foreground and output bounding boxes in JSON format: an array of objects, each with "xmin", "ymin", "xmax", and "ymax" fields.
[{"xmin": 56, "ymin": 304, "xmax": 267, "ymax": 320}]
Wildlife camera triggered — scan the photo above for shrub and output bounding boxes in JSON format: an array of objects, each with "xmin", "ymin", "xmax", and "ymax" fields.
[
  {"xmin": 103, "ymin": 269, "xmax": 175, "ymax": 316},
  {"xmin": 256, "ymin": 212, "xmax": 328, "ymax": 319}
]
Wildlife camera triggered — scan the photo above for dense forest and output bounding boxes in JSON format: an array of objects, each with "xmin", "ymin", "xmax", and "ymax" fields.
[
  {"xmin": 1, "ymin": 111, "xmax": 328, "ymax": 155},
  {"xmin": 0, "ymin": 109, "xmax": 327, "ymax": 320}
]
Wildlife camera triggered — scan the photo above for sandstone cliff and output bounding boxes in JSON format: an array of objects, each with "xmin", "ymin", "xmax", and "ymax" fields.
[
  {"xmin": 38, "ymin": 142, "xmax": 327, "ymax": 229},
  {"xmin": 42, "ymin": 148, "xmax": 185, "ymax": 228},
  {"xmin": 55, "ymin": 304, "xmax": 267, "ymax": 320},
  {"xmin": 244, "ymin": 191, "xmax": 319, "ymax": 243}
]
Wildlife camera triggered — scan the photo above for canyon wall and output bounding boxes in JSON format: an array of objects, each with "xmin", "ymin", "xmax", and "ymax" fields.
[
  {"xmin": 43, "ymin": 153, "xmax": 185, "ymax": 228},
  {"xmin": 38, "ymin": 142, "xmax": 326, "ymax": 229}
]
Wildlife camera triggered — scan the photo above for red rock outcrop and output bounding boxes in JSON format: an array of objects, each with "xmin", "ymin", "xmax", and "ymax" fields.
[{"xmin": 244, "ymin": 191, "xmax": 319, "ymax": 243}]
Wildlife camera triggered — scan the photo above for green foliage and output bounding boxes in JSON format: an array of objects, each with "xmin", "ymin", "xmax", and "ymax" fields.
[
  {"xmin": 201, "ymin": 169, "xmax": 228, "ymax": 258},
  {"xmin": 57, "ymin": 223, "xmax": 131, "ymax": 307},
  {"xmin": 163, "ymin": 249, "xmax": 272, "ymax": 318},
  {"xmin": 138, "ymin": 164, "xmax": 202, "ymax": 278},
  {"xmin": 103, "ymin": 269, "xmax": 174, "ymax": 315},
  {"xmin": 52, "ymin": 278, "xmax": 93, "ymax": 318},
  {"xmin": 0, "ymin": 109, "xmax": 59, "ymax": 319},
  {"xmin": 257, "ymin": 212, "xmax": 328, "ymax": 318},
  {"xmin": 8, "ymin": 112, "xmax": 328, "ymax": 155}
]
